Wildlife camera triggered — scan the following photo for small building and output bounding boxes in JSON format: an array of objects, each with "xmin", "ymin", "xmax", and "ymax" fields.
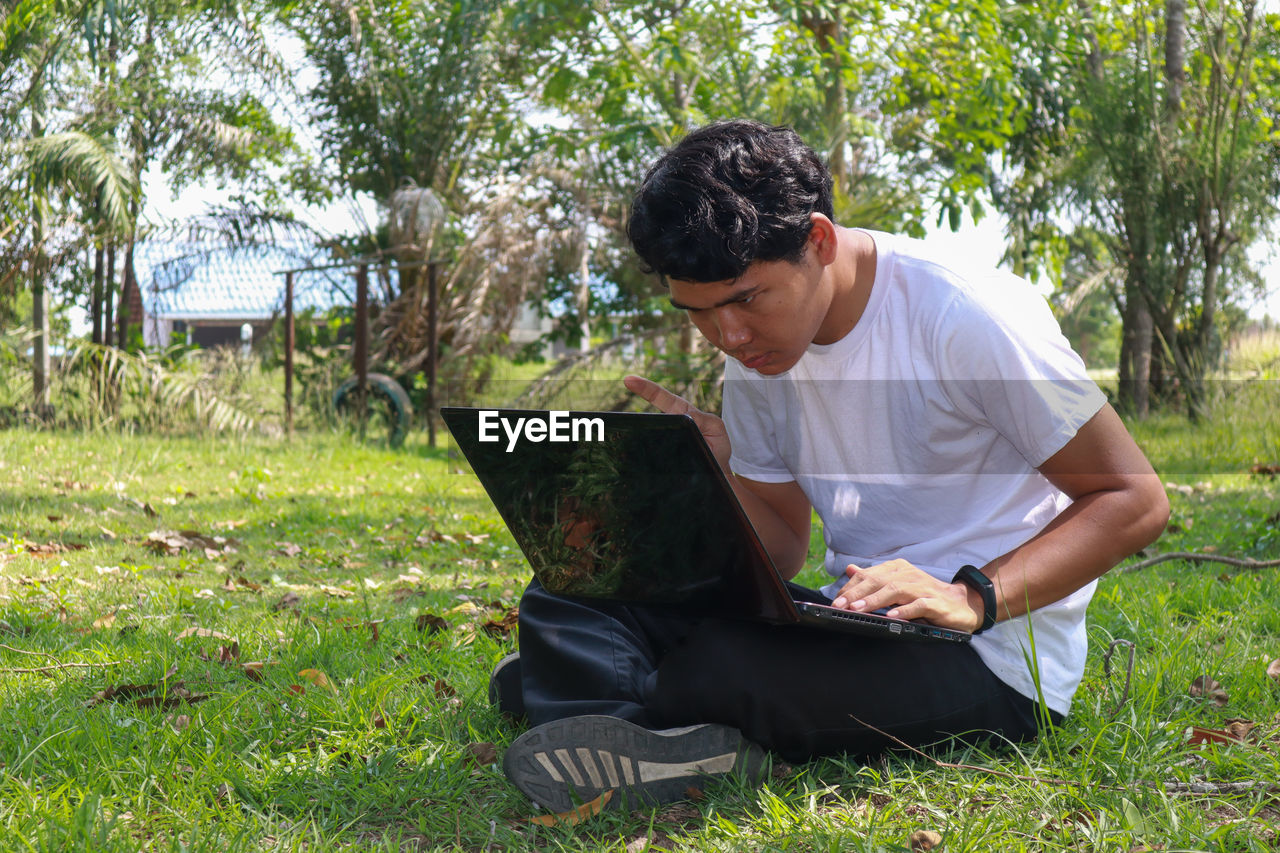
[{"xmin": 135, "ymin": 242, "xmax": 350, "ymax": 348}]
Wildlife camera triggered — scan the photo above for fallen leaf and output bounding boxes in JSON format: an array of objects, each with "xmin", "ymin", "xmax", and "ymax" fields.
[
  {"xmin": 286, "ymin": 684, "xmax": 305, "ymax": 696},
  {"xmin": 526, "ymin": 789, "xmax": 613, "ymax": 826},
  {"xmin": 909, "ymin": 829, "xmax": 943, "ymax": 851},
  {"xmin": 276, "ymin": 542, "xmax": 303, "ymax": 557},
  {"xmin": 318, "ymin": 584, "xmax": 354, "ymax": 598},
  {"xmin": 1187, "ymin": 726, "xmax": 1245, "ymax": 747},
  {"xmin": 415, "ymin": 613, "xmax": 448, "ymax": 633},
  {"xmin": 169, "ymin": 714, "xmax": 190, "ymax": 732},
  {"xmin": 372, "ymin": 712, "xmax": 386, "ymax": 729},
  {"xmin": 684, "ymin": 785, "xmax": 705, "ymax": 802},
  {"xmin": 272, "ymin": 592, "xmax": 301, "ymax": 612},
  {"xmin": 1226, "ymin": 719, "xmax": 1257, "ymax": 740},
  {"xmin": 1189, "ymin": 676, "xmax": 1229, "ymax": 706},
  {"xmin": 298, "ymin": 668, "xmax": 336, "ymax": 693},
  {"xmin": 482, "ymin": 606, "xmax": 519, "ymax": 638},
  {"xmin": 93, "ymin": 612, "xmax": 117, "ymax": 629},
  {"xmin": 431, "ymin": 678, "xmax": 456, "ymax": 697},
  {"xmin": 242, "ymin": 661, "xmax": 266, "ymax": 681},
  {"xmin": 174, "ymin": 627, "xmax": 237, "ymax": 643},
  {"xmin": 1267, "ymin": 659, "xmax": 1280, "ymax": 682},
  {"xmin": 215, "ymin": 782, "xmax": 231, "ymax": 802},
  {"xmin": 447, "ymin": 601, "xmax": 481, "ymax": 616},
  {"xmin": 465, "ymin": 741, "xmax": 498, "ymax": 766},
  {"xmin": 217, "ymin": 643, "xmax": 239, "ymax": 663}
]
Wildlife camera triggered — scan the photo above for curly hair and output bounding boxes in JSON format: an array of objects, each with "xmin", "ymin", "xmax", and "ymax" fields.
[{"xmin": 628, "ymin": 119, "xmax": 834, "ymax": 283}]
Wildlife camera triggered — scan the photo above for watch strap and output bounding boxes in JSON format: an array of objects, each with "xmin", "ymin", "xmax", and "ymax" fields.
[{"xmin": 953, "ymin": 564, "xmax": 996, "ymax": 635}]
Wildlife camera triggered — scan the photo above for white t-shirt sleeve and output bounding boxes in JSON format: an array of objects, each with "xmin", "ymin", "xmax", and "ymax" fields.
[
  {"xmin": 722, "ymin": 360, "xmax": 796, "ymax": 483},
  {"xmin": 933, "ymin": 274, "xmax": 1107, "ymax": 467}
]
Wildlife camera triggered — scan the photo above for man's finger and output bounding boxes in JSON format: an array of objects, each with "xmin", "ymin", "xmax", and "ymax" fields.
[{"xmin": 623, "ymin": 375, "xmax": 698, "ymax": 416}]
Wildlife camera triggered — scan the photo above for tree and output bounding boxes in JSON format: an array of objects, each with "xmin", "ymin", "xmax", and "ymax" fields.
[{"xmin": 988, "ymin": 0, "xmax": 1280, "ymax": 417}]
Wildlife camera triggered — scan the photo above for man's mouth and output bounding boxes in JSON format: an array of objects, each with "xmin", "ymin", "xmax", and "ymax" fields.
[{"xmin": 738, "ymin": 352, "xmax": 770, "ymax": 370}]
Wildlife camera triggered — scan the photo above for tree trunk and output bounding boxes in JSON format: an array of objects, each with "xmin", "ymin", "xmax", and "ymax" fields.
[
  {"xmin": 1164, "ymin": 0, "xmax": 1187, "ymax": 118},
  {"xmin": 1118, "ymin": 290, "xmax": 1153, "ymax": 417},
  {"xmin": 118, "ymin": 235, "xmax": 136, "ymax": 350},
  {"xmin": 30, "ymin": 107, "xmax": 50, "ymax": 409},
  {"xmin": 104, "ymin": 240, "xmax": 115, "ymax": 346},
  {"xmin": 92, "ymin": 243, "xmax": 105, "ymax": 345},
  {"xmin": 577, "ymin": 204, "xmax": 591, "ymax": 353}
]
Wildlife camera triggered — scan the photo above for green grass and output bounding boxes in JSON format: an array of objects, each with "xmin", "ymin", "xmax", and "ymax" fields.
[{"xmin": 2, "ymin": 397, "xmax": 1280, "ymax": 851}]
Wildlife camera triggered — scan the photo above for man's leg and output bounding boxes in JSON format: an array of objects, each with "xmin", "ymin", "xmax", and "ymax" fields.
[
  {"xmin": 647, "ymin": 615, "xmax": 1054, "ymax": 763},
  {"xmin": 503, "ymin": 580, "xmax": 766, "ymax": 811},
  {"xmin": 514, "ymin": 578, "xmax": 692, "ymax": 728}
]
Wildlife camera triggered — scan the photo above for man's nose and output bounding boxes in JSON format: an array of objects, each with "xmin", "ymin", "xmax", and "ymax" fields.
[{"xmin": 714, "ymin": 307, "xmax": 751, "ymax": 348}]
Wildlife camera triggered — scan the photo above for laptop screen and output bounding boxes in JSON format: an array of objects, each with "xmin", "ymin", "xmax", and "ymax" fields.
[{"xmin": 442, "ymin": 407, "xmax": 795, "ymax": 620}]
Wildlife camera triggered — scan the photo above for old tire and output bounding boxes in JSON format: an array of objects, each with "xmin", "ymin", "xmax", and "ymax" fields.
[{"xmin": 332, "ymin": 372, "xmax": 413, "ymax": 447}]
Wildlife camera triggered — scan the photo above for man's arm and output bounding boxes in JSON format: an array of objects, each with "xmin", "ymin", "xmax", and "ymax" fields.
[
  {"xmin": 732, "ymin": 476, "xmax": 812, "ymax": 580},
  {"xmin": 832, "ymin": 404, "xmax": 1170, "ymax": 630},
  {"xmin": 623, "ymin": 375, "xmax": 813, "ymax": 578}
]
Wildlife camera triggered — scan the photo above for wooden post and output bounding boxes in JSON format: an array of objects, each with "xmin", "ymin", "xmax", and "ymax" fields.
[
  {"xmin": 354, "ymin": 263, "xmax": 369, "ymax": 438},
  {"xmin": 426, "ymin": 260, "xmax": 438, "ymax": 447},
  {"xmin": 284, "ymin": 271, "xmax": 295, "ymax": 437}
]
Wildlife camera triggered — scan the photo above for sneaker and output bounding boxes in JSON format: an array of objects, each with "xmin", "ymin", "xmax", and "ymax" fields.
[
  {"xmin": 488, "ymin": 652, "xmax": 525, "ymax": 721},
  {"xmin": 502, "ymin": 714, "xmax": 766, "ymax": 812}
]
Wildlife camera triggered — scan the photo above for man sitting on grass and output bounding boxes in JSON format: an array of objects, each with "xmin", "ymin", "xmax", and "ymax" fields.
[{"xmin": 490, "ymin": 119, "xmax": 1169, "ymax": 812}]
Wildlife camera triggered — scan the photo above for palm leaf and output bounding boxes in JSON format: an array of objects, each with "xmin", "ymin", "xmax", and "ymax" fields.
[{"xmin": 20, "ymin": 130, "xmax": 136, "ymax": 232}]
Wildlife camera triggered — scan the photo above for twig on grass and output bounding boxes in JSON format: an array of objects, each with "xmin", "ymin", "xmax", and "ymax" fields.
[
  {"xmin": 1163, "ymin": 780, "xmax": 1280, "ymax": 795},
  {"xmin": 1119, "ymin": 552, "xmax": 1280, "ymax": 573},
  {"xmin": 0, "ymin": 642, "xmax": 126, "ymax": 675}
]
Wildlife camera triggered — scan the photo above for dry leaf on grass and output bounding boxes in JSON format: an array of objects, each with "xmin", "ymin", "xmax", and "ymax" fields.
[
  {"xmin": 272, "ymin": 592, "xmax": 301, "ymax": 612},
  {"xmin": 482, "ymin": 607, "xmax": 519, "ymax": 638},
  {"xmin": 297, "ymin": 668, "xmax": 336, "ymax": 693},
  {"xmin": 526, "ymin": 789, "xmax": 613, "ymax": 826},
  {"xmin": 318, "ymin": 585, "xmax": 354, "ymax": 599},
  {"xmin": 174, "ymin": 627, "xmax": 237, "ymax": 643},
  {"xmin": 1267, "ymin": 659, "xmax": 1280, "ymax": 682},
  {"xmin": 1189, "ymin": 676, "xmax": 1229, "ymax": 706},
  {"xmin": 1186, "ymin": 726, "xmax": 1247, "ymax": 747},
  {"xmin": 909, "ymin": 829, "xmax": 943, "ymax": 851},
  {"xmin": 415, "ymin": 613, "xmax": 448, "ymax": 633},
  {"xmin": 25, "ymin": 542, "xmax": 86, "ymax": 557},
  {"xmin": 465, "ymin": 741, "xmax": 498, "ymax": 766}
]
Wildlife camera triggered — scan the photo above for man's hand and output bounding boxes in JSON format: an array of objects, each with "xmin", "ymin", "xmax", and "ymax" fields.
[
  {"xmin": 831, "ymin": 560, "xmax": 984, "ymax": 633},
  {"xmin": 623, "ymin": 375, "xmax": 734, "ymax": 473}
]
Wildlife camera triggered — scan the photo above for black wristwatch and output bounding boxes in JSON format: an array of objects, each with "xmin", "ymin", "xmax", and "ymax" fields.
[{"xmin": 952, "ymin": 564, "xmax": 996, "ymax": 635}]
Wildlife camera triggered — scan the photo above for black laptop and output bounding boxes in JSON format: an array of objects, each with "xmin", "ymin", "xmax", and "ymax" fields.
[{"xmin": 441, "ymin": 406, "xmax": 969, "ymax": 644}]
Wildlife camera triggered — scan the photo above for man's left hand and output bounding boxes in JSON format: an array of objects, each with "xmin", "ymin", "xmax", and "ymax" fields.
[{"xmin": 831, "ymin": 560, "xmax": 984, "ymax": 633}]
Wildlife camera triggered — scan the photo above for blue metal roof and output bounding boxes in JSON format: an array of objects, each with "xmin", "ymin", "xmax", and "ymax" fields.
[{"xmin": 135, "ymin": 242, "xmax": 358, "ymax": 321}]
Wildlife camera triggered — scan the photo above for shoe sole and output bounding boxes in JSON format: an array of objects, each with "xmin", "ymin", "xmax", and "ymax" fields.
[{"xmin": 503, "ymin": 715, "xmax": 764, "ymax": 812}]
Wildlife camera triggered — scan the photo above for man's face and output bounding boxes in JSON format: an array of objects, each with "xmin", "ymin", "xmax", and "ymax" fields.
[{"xmin": 667, "ymin": 248, "xmax": 831, "ymax": 376}]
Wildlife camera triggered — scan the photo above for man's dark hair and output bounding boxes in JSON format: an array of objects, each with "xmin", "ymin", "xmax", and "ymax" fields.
[{"xmin": 628, "ymin": 119, "xmax": 834, "ymax": 283}]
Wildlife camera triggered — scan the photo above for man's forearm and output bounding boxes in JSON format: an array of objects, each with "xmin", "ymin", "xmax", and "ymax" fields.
[{"xmin": 981, "ymin": 477, "xmax": 1169, "ymax": 622}]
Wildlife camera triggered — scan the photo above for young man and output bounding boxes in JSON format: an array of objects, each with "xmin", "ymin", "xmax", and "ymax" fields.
[{"xmin": 493, "ymin": 119, "xmax": 1168, "ymax": 812}]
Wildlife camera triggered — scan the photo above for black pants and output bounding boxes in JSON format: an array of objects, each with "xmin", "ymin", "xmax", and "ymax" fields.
[{"xmin": 516, "ymin": 579, "xmax": 1060, "ymax": 763}]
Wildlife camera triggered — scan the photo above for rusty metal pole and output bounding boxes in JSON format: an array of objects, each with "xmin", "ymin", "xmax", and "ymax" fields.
[
  {"xmin": 354, "ymin": 263, "xmax": 369, "ymax": 439},
  {"xmin": 426, "ymin": 260, "xmax": 438, "ymax": 447},
  {"xmin": 284, "ymin": 271, "xmax": 295, "ymax": 437}
]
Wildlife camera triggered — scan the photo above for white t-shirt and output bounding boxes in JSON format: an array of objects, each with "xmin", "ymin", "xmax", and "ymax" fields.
[{"xmin": 722, "ymin": 230, "xmax": 1107, "ymax": 715}]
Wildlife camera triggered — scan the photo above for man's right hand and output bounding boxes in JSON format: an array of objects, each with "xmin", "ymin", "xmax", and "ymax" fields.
[{"xmin": 623, "ymin": 375, "xmax": 733, "ymax": 474}]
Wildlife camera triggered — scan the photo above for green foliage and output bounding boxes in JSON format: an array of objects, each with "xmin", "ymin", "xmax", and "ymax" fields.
[{"xmin": 0, "ymin": 335, "xmax": 267, "ymax": 434}]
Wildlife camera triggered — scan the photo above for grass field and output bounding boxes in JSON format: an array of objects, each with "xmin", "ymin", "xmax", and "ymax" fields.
[{"xmin": 2, "ymin": 388, "xmax": 1279, "ymax": 851}]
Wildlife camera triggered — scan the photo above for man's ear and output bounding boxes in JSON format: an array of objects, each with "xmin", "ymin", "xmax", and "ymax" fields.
[{"xmin": 808, "ymin": 213, "xmax": 839, "ymax": 266}]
